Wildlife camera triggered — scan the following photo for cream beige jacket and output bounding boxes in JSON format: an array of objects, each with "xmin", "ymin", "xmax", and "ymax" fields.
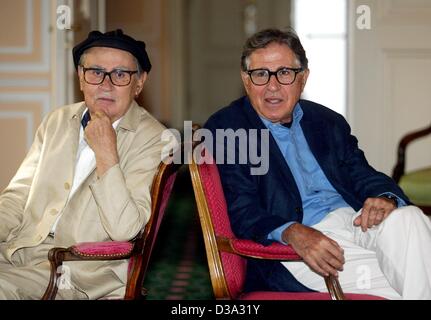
[{"xmin": 0, "ymin": 101, "xmax": 171, "ymax": 298}]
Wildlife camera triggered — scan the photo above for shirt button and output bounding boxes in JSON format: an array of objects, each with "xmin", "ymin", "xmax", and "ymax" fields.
[{"xmin": 64, "ymin": 182, "xmax": 70, "ymax": 190}]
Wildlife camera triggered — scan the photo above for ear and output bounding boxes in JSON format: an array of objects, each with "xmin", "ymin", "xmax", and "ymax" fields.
[
  {"xmin": 241, "ymin": 70, "xmax": 251, "ymax": 96},
  {"xmin": 300, "ymin": 69, "xmax": 310, "ymax": 92},
  {"xmin": 77, "ymin": 67, "xmax": 85, "ymax": 91},
  {"xmin": 135, "ymin": 72, "xmax": 148, "ymax": 96}
]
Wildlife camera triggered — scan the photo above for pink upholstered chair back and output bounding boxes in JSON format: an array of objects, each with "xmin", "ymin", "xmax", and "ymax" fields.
[
  {"xmin": 125, "ymin": 155, "xmax": 181, "ymax": 299},
  {"xmin": 192, "ymin": 147, "xmax": 246, "ymax": 299}
]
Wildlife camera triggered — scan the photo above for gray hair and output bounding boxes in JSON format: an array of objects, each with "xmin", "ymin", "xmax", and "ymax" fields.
[{"xmin": 241, "ymin": 28, "xmax": 308, "ymax": 71}]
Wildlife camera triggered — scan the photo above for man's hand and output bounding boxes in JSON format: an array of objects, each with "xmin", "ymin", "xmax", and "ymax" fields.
[
  {"xmin": 282, "ymin": 223, "xmax": 345, "ymax": 277},
  {"xmin": 353, "ymin": 197, "xmax": 396, "ymax": 232},
  {"xmin": 84, "ymin": 111, "xmax": 119, "ymax": 177}
]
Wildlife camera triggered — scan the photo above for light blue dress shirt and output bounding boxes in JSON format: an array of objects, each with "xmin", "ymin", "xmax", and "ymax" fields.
[{"xmin": 260, "ymin": 103, "xmax": 405, "ymax": 244}]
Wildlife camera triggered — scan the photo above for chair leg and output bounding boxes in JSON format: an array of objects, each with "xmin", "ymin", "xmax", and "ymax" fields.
[{"xmin": 324, "ymin": 275, "xmax": 346, "ymax": 300}]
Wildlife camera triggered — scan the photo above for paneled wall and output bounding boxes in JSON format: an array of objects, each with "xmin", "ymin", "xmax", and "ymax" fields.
[
  {"xmin": 349, "ymin": 0, "xmax": 431, "ymax": 175},
  {"xmin": 0, "ymin": 0, "xmax": 53, "ymax": 189},
  {"xmin": 106, "ymin": 0, "xmax": 178, "ymax": 127}
]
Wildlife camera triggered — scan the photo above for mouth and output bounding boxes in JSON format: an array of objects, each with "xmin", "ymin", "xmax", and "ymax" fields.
[
  {"xmin": 264, "ymin": 97, "xmax": 284, "ymax": 106},
  {"xmin": 96, "ymin": 96, "xmax": 116, "ymax": 104}
]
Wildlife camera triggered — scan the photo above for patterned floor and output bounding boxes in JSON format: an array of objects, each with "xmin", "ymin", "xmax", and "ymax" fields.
[{"xmin": 143, "ymin": 168, "xmax": 214, "ymax": 300}]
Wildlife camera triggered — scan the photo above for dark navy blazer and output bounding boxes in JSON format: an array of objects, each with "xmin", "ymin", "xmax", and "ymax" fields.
[{"xmin": 204, "ymin": 96, "xmax": 410, "ymax": 292}]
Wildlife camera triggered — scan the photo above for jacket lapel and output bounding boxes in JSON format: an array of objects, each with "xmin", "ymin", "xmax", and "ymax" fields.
[
  {"xmin": 67, "ymin": 103, "xmax": 87, "ymax": 179},
  {"xmin": 116, "ymin": 100, "xmax": 142, "ymax": 157},
  {"xmin": 300, "ymin": 101, "xmax": 335, "ymax": 181}
]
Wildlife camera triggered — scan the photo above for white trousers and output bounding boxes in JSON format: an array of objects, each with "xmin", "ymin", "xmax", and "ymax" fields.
[{"xmin": 282, "ymin": 206, "xmax": 431, "ymax": 300}]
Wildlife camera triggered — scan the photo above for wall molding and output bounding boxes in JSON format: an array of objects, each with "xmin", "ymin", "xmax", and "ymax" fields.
[{"xmin": 0, "ymin": 0, "xmax": 50, "ymax": 72}]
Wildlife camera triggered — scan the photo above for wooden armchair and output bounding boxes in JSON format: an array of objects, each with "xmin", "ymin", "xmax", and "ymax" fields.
[
  {"xmin": 42, "ymin": 148, "xmax": 182, "ymax": 300},
  {"xmin": 392, "ymin": 123, "xmax": 431, "ymax": 215},
  {"xmin": 188, "ymin": 130, "xmax": 383, "ymax": 300}
]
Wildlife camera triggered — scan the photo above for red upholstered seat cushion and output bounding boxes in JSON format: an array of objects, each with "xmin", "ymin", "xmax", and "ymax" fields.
[{"xmin": 71, "ymin": 241, "xmax": 133, "ymax": 258}]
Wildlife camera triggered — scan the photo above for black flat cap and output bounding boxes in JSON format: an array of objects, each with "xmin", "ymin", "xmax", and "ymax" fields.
[{"xmin": 73, "ymin": 29, "xmax": 151, "ymax": 73}]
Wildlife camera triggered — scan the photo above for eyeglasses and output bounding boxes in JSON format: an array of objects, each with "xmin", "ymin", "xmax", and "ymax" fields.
[
  {"xmin": 246, "ymin": 67, "xmax": 304, "ymax": 86},
  {"xmin": 81, "ymin": 67, "xmax": 138, "ymax": 86}
]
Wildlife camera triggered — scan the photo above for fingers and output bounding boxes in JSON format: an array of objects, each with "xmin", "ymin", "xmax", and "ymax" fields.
[
  {"xmin": 90, "ymin": 110, "xmax": 108, "ymax": 118},
  {"xmin": 306, "ymin": 249, "xmax": 344, "ymax": 277},
  {"xmin": 85, "ymin": 111, "xmax": 111, "ymax": 131},
  {"xmin": 364, "ymin": 205, "xmax": 376, "ymax": 231},
  {"xmin": 89, "ymin": 111, "xmax": 110, "ymax": 123},
  {"xmin": 327, "ymin": 239, "xmax": 345, "ymax": 264},
  {"xmin": 357, "ymin": 197, "xmax": 397, "ymax": 232},
  {"xmin": 304, "ymin": 239, "xmax": 345, "ymax": 277},
  {"xmin": 287, "ymin": 225, "xmax": 345, "ymax": 277},
  {"xmin": 374, "ymin": 208, "xmax": 385, "ymax": 225},
  {"xmin": 323, "ymin": 241, "xmax": 345, "ymax": 276}
]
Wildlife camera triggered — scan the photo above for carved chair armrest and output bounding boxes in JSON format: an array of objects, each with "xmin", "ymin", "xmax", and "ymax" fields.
[
  {"xmin": 69, "ymin": 241, "xmax": 134, "ymax": 258},
  {"xmin": 393, "ymin": 123, "xmax": 431, "ymax": 182},
  {"xmin": 42, "ymin": 241, "xmax": 134, "ymax": 300},
  {"xmin": 216, "ymin": 236, "xmax": 345, "ymax": 300}
]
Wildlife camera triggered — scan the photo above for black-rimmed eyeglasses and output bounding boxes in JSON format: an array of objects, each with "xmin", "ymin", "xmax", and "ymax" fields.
[
  {"xmin": 81, "ymin": 67, "xmax": 138, "ymax": 86},
  {"xmin": 247, "ymin": 67, "xmax": 304, "ymax": 86}
]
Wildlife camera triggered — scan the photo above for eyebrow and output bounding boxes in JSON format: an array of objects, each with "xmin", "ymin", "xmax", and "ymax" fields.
[
  {"xmin": 85, "ymin": 64, "xmax": 135, "ymax": 71},
  {"xmin": 250, "ymin": 66, "xmax": 301, "ymax": 71}
]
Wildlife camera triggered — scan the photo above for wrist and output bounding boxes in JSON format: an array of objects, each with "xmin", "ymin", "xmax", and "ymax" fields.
[
  {"xmin": 282, "ymin": 222, "xmax": 299, "ymax": 244},
  {"xmin": 379, "ymin": 194, "xmax": 398, "ymax": 207}
]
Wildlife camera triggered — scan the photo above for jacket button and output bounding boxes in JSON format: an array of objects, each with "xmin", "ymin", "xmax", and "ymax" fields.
[
  {"xmin": 64, "ymin": 182, "xmax": 70, "ymax": 190},
  {"xmin": 50, "ymin": 209, "xmax": 58, "ymax": 215}
]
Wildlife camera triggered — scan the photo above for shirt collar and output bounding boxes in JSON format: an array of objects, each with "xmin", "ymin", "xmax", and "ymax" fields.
[
  {"xmin": 80, "ymin": 108, "xmax": 122, "ymax": 129},
  {"xmin": 259, "ymin": 102, "xmax": 303, "ymax": 130}
]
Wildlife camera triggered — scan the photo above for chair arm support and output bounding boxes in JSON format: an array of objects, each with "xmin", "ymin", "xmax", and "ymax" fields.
[
  {"xmin": 217, "ymin": 237, "xmax": 301, "ymax": 260},
  {"xmin": 217, "ymin": 236, "xmax": 346, "ymax": 300},
  {"xmin": 393, "ymin": 123, "xmax": 431, "ymax": 182},
  {"xmin": 41, "ymin": 241, "xmax": 134, "ymax": 300}
]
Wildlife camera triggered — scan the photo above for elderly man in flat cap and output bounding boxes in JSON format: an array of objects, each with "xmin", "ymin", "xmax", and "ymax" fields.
[{"xmin": 0, "ymin": 30, "xmax": 173, "ymax": 299}]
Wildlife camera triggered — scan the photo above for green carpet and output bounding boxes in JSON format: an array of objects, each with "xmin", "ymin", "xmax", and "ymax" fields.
[{"xmin": 143, "ymin": 167, "xmax": 213, "ymax": 300}]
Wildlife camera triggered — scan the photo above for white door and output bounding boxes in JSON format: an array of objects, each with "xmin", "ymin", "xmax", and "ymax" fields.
[{"xmin": 349, "ymin": 0, "xmax": 431, "ymax": 175}]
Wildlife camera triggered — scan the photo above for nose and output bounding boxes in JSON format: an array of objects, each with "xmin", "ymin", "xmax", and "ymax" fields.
[
  {"xmin": 266, "ymin": 74, "xmax": 281, "ymax": 91},
  {"xmin": 99, "ymin": 74, "xmax": 114, "ymax": 90}
]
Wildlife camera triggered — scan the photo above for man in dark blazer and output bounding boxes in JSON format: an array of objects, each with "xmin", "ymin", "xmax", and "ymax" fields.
[{"xmin": 204, "ymin": 28, "xmax": 431, "ymax": 299}]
